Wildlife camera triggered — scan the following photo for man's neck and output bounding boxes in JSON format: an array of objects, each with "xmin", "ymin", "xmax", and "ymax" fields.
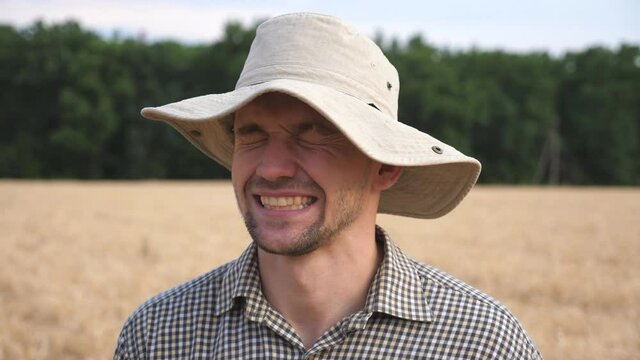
[{"xmin": 257, "ymin": 223, "xmax": 382, "ymax": 350}]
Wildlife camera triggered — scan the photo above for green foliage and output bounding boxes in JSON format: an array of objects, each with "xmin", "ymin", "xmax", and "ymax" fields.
[
  {"xmin": 558, "ymin": 46, "xmax": 640, "ymax": 184},
  {"xmin": 0, "ymin": 21, "xmax": 638, "ymax": 184}
]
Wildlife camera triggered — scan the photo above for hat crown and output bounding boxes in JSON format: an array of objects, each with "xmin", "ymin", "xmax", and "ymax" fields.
[{"xmin": 236, "ymin": 13, "xmax": 399, "ymax": 119}]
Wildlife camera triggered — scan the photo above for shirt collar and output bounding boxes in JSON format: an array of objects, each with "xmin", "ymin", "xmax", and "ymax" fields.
[
  {"xmin": 214, "ymin": 226, "xmax": 433, "ymax": 323},
  {"xmin": 363, "ymin": 226, "xmax": 433, "ymax": 322},
  {"xmin": 214, "ymin": 243, "xmax": 266, "ymax": 319}
]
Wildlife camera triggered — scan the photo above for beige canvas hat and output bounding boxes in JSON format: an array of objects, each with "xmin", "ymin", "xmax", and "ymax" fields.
[{"xmin": 141, "ymin": 12, "xmax": 481, "ymax": 219}]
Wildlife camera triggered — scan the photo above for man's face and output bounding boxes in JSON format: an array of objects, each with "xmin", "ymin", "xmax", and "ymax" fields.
[{"xmin": 231, "ymin": 92, "xmax": 378, "ymax": 256}]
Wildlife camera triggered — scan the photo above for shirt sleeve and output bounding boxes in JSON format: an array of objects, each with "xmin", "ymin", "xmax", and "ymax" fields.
[
  {"xmin": 113, "ymin": 309, "xmax": 149, "ymax": 360},
  {"xmin": 113, "ymin": 323, "xmax": 132, "ymax": 359}
]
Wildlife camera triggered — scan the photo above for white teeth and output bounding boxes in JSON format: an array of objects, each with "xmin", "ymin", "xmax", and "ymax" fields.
[{"xmin": 259, "ymin": 196, "xmax": 314, "ymax": 210}]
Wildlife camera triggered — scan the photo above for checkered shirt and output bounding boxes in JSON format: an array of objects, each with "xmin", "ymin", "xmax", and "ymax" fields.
[{"xmin": 114, "ymin": 226, "xmax": 542, "ymax": 359}]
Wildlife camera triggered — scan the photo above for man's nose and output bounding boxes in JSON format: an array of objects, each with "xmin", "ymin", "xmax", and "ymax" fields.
[{"xmin": 255, "ymin": 138, "xmax": 297, "ymax": 181}]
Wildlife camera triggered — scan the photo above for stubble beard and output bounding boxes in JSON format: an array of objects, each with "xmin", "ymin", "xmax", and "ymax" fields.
[{"xmin": 243, "ymin": 186, "xmax": 366, "ymax": 257}]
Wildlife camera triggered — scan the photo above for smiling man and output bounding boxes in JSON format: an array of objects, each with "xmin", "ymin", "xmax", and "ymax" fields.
[{"xmin": 114, "ymin": 13, "xmax": 542, "ymax": 359}]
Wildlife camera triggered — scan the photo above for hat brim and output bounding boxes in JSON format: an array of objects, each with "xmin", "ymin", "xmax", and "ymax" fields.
[{"xmin": 141, "ymin": 79, "xmax": 481, "ymax": 219}]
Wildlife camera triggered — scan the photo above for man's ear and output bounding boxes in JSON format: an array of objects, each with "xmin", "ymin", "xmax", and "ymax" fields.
[{"xmin": 373, "ymin": 164, "xmax": 403, "ymax": 191}]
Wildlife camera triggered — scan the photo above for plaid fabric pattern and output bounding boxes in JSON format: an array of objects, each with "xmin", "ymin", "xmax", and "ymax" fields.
[{"xmin": 114, "ymin": 226, "xmax": 542, "ymax": 359}]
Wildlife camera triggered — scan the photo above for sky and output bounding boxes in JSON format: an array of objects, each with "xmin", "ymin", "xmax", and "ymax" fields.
[{"xmin": 1, "ymin": 0, "xmax": 638, "ymax": 54}]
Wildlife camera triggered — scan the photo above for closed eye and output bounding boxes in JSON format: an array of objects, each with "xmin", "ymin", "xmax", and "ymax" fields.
[
  {"xmin": 296, "ymin": 121, "xmax": 344, "ymax": 146},
  {"xmin": 235, "ymin": 123, "xmax": 267, "ymax": 144}
]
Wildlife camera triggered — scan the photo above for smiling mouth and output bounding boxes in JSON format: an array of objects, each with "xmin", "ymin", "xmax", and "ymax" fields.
[{"xmin": 255, "ymin": 195, "xmax": 317, "ymax": 210}]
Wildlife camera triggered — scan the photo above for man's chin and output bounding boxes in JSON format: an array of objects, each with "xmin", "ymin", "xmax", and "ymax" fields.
[
  {"xmin": 243, "ymin": 209, "xmax": 332, "ymax": 256},
  {"xmin": 251, "ymin": 229, "xmax": 322, "ymax": 257}
]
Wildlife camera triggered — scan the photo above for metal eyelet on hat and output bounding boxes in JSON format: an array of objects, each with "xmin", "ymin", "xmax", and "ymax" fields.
[
  {"xmin": 387, "ymin": 81, "xmax": 392, "ymax": 90},
  {"xmin": 432, "ymin": 146, "xmax": 443, "ymax": 154},
  {"xmin": 190, "ymin": 130, "xmax": 202, "ymax": 137}
]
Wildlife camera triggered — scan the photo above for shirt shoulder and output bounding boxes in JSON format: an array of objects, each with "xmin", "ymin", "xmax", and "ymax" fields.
[
  {"xmin": 113, "ymin": 260, "xmax": 235, "ymax": 359},
  {"xmin": 138, "ymin": 259, "xmax": 233, "ymax": 314},
  {"xmin": 409, "ymin": 258, "xmax": 542, "ymax": 359}
]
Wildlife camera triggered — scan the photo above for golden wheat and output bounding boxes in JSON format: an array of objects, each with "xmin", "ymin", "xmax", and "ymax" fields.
[{"xmin": 1, "ymin": 181, "xmax": 638, "ymax": 359}]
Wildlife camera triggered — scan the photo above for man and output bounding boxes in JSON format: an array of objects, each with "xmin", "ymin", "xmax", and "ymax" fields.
[{"xmin": 115, "ymin": 13, "xmax": 542, "ymax": 359}]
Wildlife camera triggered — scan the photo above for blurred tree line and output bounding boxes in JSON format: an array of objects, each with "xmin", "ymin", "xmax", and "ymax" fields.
[{"xmin": 0, "ymin": 21, "xmax": 638, "ymax": 184}]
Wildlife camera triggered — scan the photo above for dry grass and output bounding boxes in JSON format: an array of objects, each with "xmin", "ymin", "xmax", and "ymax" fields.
[{"xmin": 1, "ymin": 181, "xmax": 638, "ymax": 359}]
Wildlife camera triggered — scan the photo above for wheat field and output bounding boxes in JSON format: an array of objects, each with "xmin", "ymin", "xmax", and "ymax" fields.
[{"xmin": 0, "ymin": 181, "xmax": 638, "ymax": 359}]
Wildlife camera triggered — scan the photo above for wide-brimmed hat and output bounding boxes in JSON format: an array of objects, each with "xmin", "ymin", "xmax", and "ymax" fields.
[{"xmin": 140, "ymin": 13, "xmax": 481, "ymax": 219}]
